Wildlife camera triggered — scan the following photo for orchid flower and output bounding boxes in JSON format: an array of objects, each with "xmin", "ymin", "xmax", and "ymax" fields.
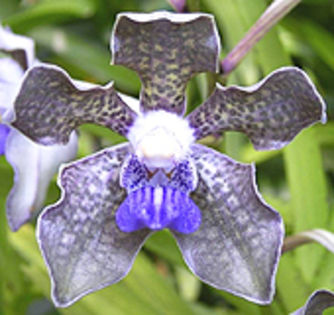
[
  {"xmin": 11, "ymin": 12, "xmax": 325, "ymax": 307},
  {"xmin": 0, "ymin": 26, "xmax": 78, "ymax": 231}
]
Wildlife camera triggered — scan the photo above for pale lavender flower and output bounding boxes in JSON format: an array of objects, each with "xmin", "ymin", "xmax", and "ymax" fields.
[
  {"xmin": 12, "ymin": 12, "xmax": 325, "ymax": 307},
  {"xmin": 0, "ymin": 26, "xmax": 78, "ymax": 231}
]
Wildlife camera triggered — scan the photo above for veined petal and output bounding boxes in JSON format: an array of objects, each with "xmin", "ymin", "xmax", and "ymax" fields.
[
  {"xmin": 12, "ymin": 64, "xmax": 137, "ymax": 145},
  {"xmin": 172, "ymin": 144, "xmax": 284, "ymax": 304},
  {"xmin": 291, "ymin": 290, "xmax": 334, "ymax": 315},
  {"xmin": 120, "ymin": 154, "xmax": 198, "ymax": 194},
  {"xmin": 111, "ymin": 11, "xmax": 220, "ymax": 115},
  {"xmin": 168, "ymin": 158, "xmax": 198, "ymax": 193},
  {"xmin": 120, "ymin": 154, "xmax": 150, "ymax": 192},
  {"xmin": 0, "ymin": 25, "xmax": 35, "ymax": 69},
  {"xmin": 37, "ymin": 144, "xmax": 151, "ymax": 307},
  {"xmin": 187, "ymin": 67, "xmax": 326, "ymax": 150},
  {"xmin": 116, "ymin": 186, "xmax": 201, "ymax": 233},
  {"xmin": 5, "ymin": 128, "xmax": 78, "ymax": 231}
]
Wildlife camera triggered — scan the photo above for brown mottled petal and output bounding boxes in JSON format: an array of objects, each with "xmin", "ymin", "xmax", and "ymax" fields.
[
  {"xmin": 111, "ymin": 11, "xmax": 220, "ymax": 115},
  {"xmin": 37, "ymin": 143, "xmax": 151, "ymax": 307},
  {"xmin": 172, "ymin": 144, "xmax": 284, "ymax": 304},
  {"xmin": 12, "ymin": 64, "xmax": 137, "ymax": 145},
  {"xmin": 187, "ymin": 67, "xmax": 326, "ymax": 150}
]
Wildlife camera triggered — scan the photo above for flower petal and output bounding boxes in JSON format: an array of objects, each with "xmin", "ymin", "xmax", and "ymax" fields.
[
  {"xmin": 172, "ymin": 144, "xmax": 284, "ymax": 304},
  {"xmin": 0, "ymin": 25, "xmax": 35, "ymax": 69},
  {"xmin": 291, "ymin": 290, "xmax": 334, "ymax": 315},
  {"xmin": 118, "ymin": 155, "xmax": 201, "ymax": 233},
  {"xmin": 0, "ymin": 57, "xmax": 24, "ymax": 120},
  {"xmin": 37, "ymin": 144, "xmax": 151, "ymax": 307},
  {"xmin": 0, "ymin": 124, "xmax": 10, "ymax": 155},
  {"xmin": 120, "ymin": 154, "xmax": 198, "ymax": 194},
  {"xmin": 5, "ymin": 128, "xmax": 78, "ymax": 231},
  {"xmin": 12, "ymin": 64, "xmax": 137, "ymax": 145},
  {"xmin": 111, "ymin": 11, "xmax": 220, "ymax": 115},
  {"xmin": 187, "ymin": 67, "xmax": 326, "ymax": 150}
]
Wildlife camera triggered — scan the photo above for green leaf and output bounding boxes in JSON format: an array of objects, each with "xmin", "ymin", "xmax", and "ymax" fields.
[
  {"xmin": 0, "ymin": 0, "xmax": 19, "ymax": 19},
  {"xmin": 0, "ymin": 158, "xmax": 32, "ymax": 315},
  {"xmin": 262, "ymin": 194, "xmax": 292, "ymax": 232},
  {"xmin": 240, "ymin": 144, "xmax": 282, "ymax": 164},
  {"xmin": 314, "ymin": 122, "xmax": 334, "ymax": 146},
  {"xmin": 29, "ymin": 26, "xmax": 140, "ymax": 95},
  {"xmin": 175, "ymin": 267, "xmax": 201, "ymax": 302},
  {"xmin": 4, "ymin": 0, "xmax": 96, "ymax": 32},
  {"xmin": 234, "ymin": 0, "xmax": 290, "ymax": 74},
  {"xmin": 79, "ymin": 124, "xmax": 126, "ymax": 146},
  {"xmin": 284, "ymin": 18, "xmax": 334, "ymax": 71},
  {"xmin": 201, "ymin": 0, "xmax": 259, "ymax": 85},
  {"xmin": 145, "ymin": 230, "xmax": 185, "ymax": 266},
  {"xmin": 283, "ymin": 127, "xmax": 329, "ymax": 284},
  {"xmin": 276, "ymin": 252, "xmax": 309, "ymax": 313},
  {"xmin": 125, "ymin": 254, "xmax": 196, "ymax": 314},
  {"xmin": 302, "ymin": 0, "xmax": 331, "ymax": 3},
  {"xmin": 216, "ymin": 291, "xmax": 262, "ymax": 315},
  {"xmin": 313, "ymin": 206, "xmax": 334, "ymax": 292}
]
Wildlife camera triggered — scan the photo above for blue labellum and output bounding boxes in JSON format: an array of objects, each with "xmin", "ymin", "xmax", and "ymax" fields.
[
  {"xmin": 0, "ymin": 124, "xmax": 10, "ymax": 155},
  {"xmin": 116, "ymin": 186, "xmax": 201, "ymax": 234}
]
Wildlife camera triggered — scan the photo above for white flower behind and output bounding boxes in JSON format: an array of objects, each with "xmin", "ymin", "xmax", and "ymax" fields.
[{"xmin": 0, "ymin": 25, "xmax": 78, "ymax": 231}]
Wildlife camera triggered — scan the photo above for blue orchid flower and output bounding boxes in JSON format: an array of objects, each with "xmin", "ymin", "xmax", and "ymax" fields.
[
  {"xmin": 11, "ymin": 12, "xmax": 325, "ymax": 307},
  {"xmin": 0, "ymin": 26, "xmax": 78, "ymax": 231}
]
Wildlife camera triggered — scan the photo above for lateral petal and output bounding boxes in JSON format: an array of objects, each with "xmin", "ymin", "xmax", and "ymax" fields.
[
  {"xmin": 188, "ymin": 67, "xmax": 326, "ymax": 150},
  {"xmin": 172, "ymin": 144, "xmax": 284, "ymax": 303},
  {"xmin": 13, "ymin": 64, "xmax": 137, "ymax": 145},
  {"xmin": 37, "ymin": 144, "xmax": 151, "ymax": 307}
]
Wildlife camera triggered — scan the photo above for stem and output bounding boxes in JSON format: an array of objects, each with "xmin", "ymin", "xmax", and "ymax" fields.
[
  {"xmin": 282, "ymin": 229, "xmax": 334, "ymax": 254},
  {"xmin": 221, "ymin": 0, "xmax": 301, "ymax": 75},
  {"xmin": 282, "ymin": 234, "xmax": 313, "ymax": 254}
]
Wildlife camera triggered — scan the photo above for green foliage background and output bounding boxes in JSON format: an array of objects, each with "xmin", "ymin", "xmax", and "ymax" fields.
[{"xmin": 0, "ymin": 0, "xmax": 333, "ymax": 314}]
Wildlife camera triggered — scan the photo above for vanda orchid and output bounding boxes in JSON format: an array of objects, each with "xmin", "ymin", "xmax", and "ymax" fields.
[
  {"xmin": 0, "ymin": 26, "xmax": 78, "ymax": 231},
  {"xmin": 11, "ymin": 12, "xmax": 325, "ymax": 307}
]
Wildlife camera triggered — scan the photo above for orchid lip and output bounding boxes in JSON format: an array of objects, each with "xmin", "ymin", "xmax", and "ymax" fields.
[{"xmin": 116, "ymin": 185, "xmax": 201, "ymax": 234}]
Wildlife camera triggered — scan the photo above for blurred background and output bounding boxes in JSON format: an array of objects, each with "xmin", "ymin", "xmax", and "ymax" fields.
[{"xmin": 0, "ymin": 0, "xmax": 333, "ymax": 314}]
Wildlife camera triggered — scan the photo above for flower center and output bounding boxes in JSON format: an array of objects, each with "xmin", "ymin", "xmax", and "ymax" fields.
[{"xmin": 127, "ymin": 110, "xmax": 195, "ymax": 170}]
